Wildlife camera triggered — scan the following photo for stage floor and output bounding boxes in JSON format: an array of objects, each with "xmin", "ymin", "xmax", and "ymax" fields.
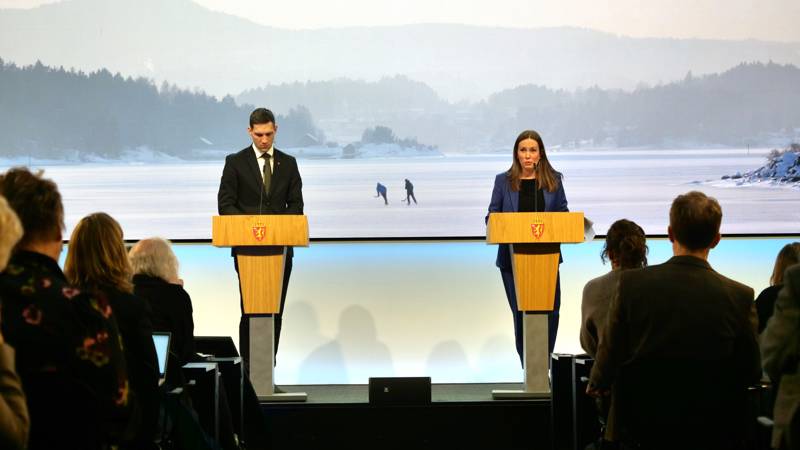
[
  {"xmin": 271, "ymin": 382, "xmax": 528, "ymax": 404},
  {"xmin": 259, "ymin": 383, "xmax": 552, "ymax": 449}
]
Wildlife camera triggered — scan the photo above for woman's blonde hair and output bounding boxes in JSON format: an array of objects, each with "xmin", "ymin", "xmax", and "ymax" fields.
[
  {"xmin": 770, "ymin": 242, "xmax": 800, "ymax": 286},
  {"xmin": 64, "ymin": 212, "xmax": 133, "ymax": 293},
  {"xmin": 128, "ymin": 237, "xmax": 180, "ymax": 284},
  {"xmin": 0, "ymin": 196, "xmax": 23, "ymax": 271}
]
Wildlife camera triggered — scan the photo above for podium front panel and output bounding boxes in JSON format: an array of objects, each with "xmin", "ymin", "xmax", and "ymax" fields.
[
  {"xmin": 212, "ymin": 215, "xmax": 309, "ymax": 247},
  {"xmin": 512, "ymin": 243, "xmax": 560, "ymax": 311},
  {"xmin": 487, "ymin": 212, "xmax": 584, "ymax": 244},
  {"xmin": 237, "ymin": 247, "xmax": 286, "ymax": 314}
]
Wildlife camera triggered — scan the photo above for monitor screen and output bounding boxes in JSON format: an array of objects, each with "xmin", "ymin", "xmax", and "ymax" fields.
[{"xmin": 152, "ymin": 332, "xmax": 171, "ymax": 378}]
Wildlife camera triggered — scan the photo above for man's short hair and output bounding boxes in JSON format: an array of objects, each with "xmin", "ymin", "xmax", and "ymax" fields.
[
  {"xmin": 249, "ymin": 108, "xmax": 276, "ymax": 128},
  {"xmin": 669, "ymin": 191, "xmax": 722, "ymax": 250},
  {"xmin": 0, "ymin": 167, "xmax": 64, "ymax": 248}
]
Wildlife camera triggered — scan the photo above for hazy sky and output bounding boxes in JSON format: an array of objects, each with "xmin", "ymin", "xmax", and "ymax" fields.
[{"xmin": 1, "ymin": 0, "xmax": 799, "ymax": 42}]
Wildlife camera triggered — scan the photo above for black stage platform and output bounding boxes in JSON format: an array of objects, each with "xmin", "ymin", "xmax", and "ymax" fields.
[{"xmin": 260, "ymin": 383, "xmax": 552, "ymax": 449}]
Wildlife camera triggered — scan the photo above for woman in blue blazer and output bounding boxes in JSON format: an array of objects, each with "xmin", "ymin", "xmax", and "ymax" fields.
[{"xmin": 486, "ymin": 130, "xmax": 568, "ymax": 365}]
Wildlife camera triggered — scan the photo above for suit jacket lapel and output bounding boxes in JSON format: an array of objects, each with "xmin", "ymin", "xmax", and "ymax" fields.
[
  {"xmin": 543, "ymin": 189, "xmax": 552, "ymax": 212},
  {"xmin": 244, "ymin": 146, "xmax": 264, "ymax": 191},
  {"xmin": 509, "ymin": 187, "xmax": 519, "ymax": 212},
  {"xmin": 271, "ymin": 149, "xmax": 282, "ymax": 183}
]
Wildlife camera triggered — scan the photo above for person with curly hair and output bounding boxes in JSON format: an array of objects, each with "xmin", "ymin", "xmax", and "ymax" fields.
[{"xmin": 580, "ymin": 219, "xmax": 648, "ymax": 357}]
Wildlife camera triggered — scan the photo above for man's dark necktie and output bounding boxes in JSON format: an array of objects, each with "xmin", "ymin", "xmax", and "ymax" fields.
[{"xmin": 261, "ymin": 153, "xmax": 272, "ymax": 194}]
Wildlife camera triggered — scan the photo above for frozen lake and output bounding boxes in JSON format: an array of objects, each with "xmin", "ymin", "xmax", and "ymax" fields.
[{"xmin": 6, "ymin": 148, "xmax": 798, "ymax": 239}]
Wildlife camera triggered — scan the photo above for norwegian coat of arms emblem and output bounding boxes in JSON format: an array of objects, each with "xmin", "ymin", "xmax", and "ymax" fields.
[
  {"xmin": 531, "ymin": 220, "xmax": 545, "ymax": 240},
  {"xmin": 252, "ymin": 223, "xmax": 267, "ymax": 241}
]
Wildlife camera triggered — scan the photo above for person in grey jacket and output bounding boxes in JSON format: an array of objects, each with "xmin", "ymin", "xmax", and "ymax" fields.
[
  {"xmin": 580, "ymin": 219, "xmax": 648, "ymax": 357},
  {"xmin": 761, "ymin": 263, "xmax": 800, "ymax": 450},
  {"xmin": 0, "ymin": 195, "xmax": 28, "ymax": 450},
  {"xmin": 579, "ymin": 219, "xmax": 647, "ymax": 445}
]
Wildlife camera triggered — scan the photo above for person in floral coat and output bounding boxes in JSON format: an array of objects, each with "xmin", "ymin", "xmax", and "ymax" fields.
[{"xmin": 0, "ymin": 168, "xmax": 130, "ymax": 450}]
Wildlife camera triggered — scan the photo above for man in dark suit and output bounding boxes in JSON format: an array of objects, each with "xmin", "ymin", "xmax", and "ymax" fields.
[
  {"xmin": 587, "ymin": 191, "xmax": 760, "ymax": 449},
  {"xmin": 761, "ymin": 263, "xmax": 800, "ymax": 450},
  {"xmin": 217, "ymin": 108, "xmax": 303, "ymax": 370}
]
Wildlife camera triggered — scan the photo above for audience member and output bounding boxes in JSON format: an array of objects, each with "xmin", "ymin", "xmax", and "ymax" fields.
[
  {"xmin": 580, "ymin": 219, "xmax": 647, "ymax": 448},
  {"xmin": 756, "ymin": 242, "xmax": 800, "ymax": 333},
  {"xmin": 129, "ymin": 237, "xmax": 195, "ymax": 383},
  {"xmin": 0, "ymin": 196, "xmax": 29, "ymax": 450},
  {"xmin": 580, "ymin": 219, "xmax": 648, "ymax": 357},
  {"xmin": 587, "ymin": 191, "xmax": 761, "ymax": 449},
  {"xmin": 127, "ymin": 241, "xmax": 221, "ymax": 450},
  {"xmin": 64, "ymin": 212, "xmax": 159, "ymax": 449},
  {"xmin": 761, "ymin": 263, "xmax": 800, "ymax": 450},
  {"xmin": 130, "ymin": 237, "xmax": 271, "ymax": 450},
  {"xmin": 0, "ymin": 168, "xmax": 130, "ymax": 450}
]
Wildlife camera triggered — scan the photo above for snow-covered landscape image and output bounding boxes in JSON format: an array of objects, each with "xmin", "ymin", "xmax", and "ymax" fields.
[
  {"xmin": 718, "ymin": 145, "xmax": 800, "ymax": 189},
  {"xmin": 2, "ymin": 1, "xmax": 799, "ymax": 241},
  {"xmin": 2, "ymin": 2, "xmax": 799, "ymax": 240},
  {"xmin": 1, "ymin": 145, "xmax": 793, "ymax": 240}
]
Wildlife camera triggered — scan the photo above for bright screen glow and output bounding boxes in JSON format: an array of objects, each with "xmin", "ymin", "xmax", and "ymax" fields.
[{"xmin": 134, "ymin": 237, "xmax": 790, "ymax": 384}]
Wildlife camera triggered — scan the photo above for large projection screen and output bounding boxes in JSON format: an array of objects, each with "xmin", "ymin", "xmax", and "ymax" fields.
[
  {"xmin": 1, "ymin": 0, "xmax": 799, "ymax": 239},
  {"xmin": 4, "ymin": 0, "xmax": 799, "ymax": 385}
]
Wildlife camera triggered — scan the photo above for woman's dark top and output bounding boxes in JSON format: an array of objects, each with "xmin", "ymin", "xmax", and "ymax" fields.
[
  {"xmin": 132, "ymin": 274, "xmax": 195, "ymax": 364},
  {"xmin": 131, "ymin": 275, "xmax": 249, "ymax": 448},
  {"xmin": 520, "ymin": 179, "xmax": 545, "ymax": 213},
  {"xmin": 132, "ymin": 274, "xmax": 195, "ymax": 390},
  {"xmin": 0, "ymin": 251, "xmax": 130, "ymax": 449},
  {"xmin": 755, "ymin": 284, "xmax": 782, "ymax": 334},
  {"xmin": 97, "ymin": 286, "xmax": 159, "ymax": 447}
]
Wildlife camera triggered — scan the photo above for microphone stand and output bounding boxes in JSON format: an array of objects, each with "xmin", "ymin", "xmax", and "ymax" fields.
[{"xmin": 533, "ymin": 161, "xmax": 539, "ymax": 212}]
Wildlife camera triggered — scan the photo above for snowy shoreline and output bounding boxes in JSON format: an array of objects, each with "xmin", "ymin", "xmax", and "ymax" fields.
[{"xmin": 717, "ymin": 148, "xmax": 800, "ymax": 190}]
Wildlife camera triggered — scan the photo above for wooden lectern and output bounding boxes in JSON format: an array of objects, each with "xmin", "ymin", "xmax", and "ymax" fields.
[
  {"xmin": 486, "ymin": 212, "xmax": 584, "ymax": 398},
  {"xmin": 212, "ymin": 214, "xmax": 309, "ymax": 401}
]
